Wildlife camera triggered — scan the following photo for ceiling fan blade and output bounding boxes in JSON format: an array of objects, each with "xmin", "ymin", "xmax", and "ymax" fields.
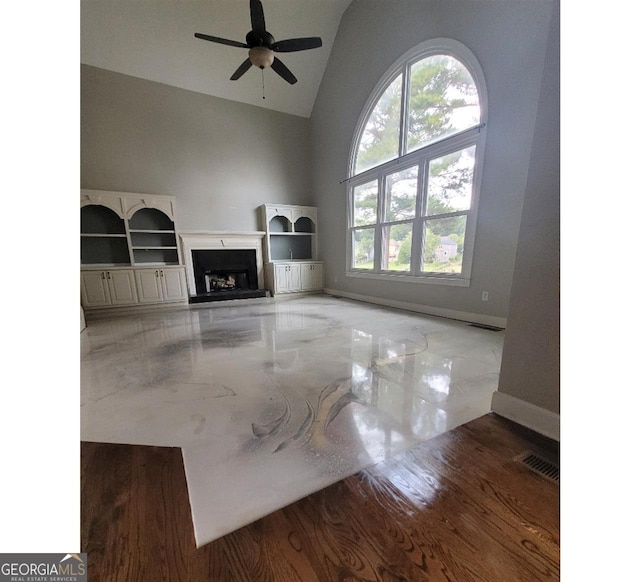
[
  {"xmin": 272, "ymin": 37, "xmax": 323, "ymax": 52},
  {"xmin": 250, "ymin": 0, "xmax": 266, "ymax": 32},
  {"xmin": 271, "ymin": 57, "xmax": 297, "ymax": 84},
  {"xmin": 194, "ymin": 33, "xmax": 248, "ymax": 49},
  {"xmin": 230, "ymin": 58, "xmax": 253, "ymax": 81}
]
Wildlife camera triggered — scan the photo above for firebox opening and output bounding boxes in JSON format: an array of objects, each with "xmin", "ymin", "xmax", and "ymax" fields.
[
  {"xmin": 190, "ymin": 248, "xmax": 269, "ymax": 303},
  {"xmin": 204, "ymin": 270, "xmax": 249, "ymax": 292}
]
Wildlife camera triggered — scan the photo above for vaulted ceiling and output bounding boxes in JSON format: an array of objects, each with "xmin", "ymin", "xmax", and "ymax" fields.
[{"xmin": 81, "ymin": 0, "xmax": 352, "ymax": 118}]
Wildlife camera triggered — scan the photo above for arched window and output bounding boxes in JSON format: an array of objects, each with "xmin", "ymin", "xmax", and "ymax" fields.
[{"xmin": 347, "ymin": 39, "xmax": 487, "ymax": 285}]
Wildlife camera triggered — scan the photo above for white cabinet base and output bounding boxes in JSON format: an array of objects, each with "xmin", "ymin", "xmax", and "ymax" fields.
[
  {"xmin": 134, "ymin": 269, "xmax": 164, "ymax": 303},
  {"xmin": 268, "ymin": 262, "xmax": 323, "ymax": 295},
  {"xmin": 81, "ymin": 269, "xmax": 138, "ymax": 308},
  {"xmin": 108, "ymin": 270, "xmax": 139, "ymax": 305},
  {"xmin": 161, "ymin": 267, "xmax": 189, "ymax": 301},
  {"xmin": 82, "ymin": 266, "xmax": 188, "ymax": 312},
  {"xmin": 81, "ymin": 271, "xmax": 112, "ymax": 308}
]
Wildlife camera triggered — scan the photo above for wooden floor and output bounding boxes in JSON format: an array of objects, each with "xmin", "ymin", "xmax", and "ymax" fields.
[{"xmin": 81, "ymin": 413, "xmax": 559, "ymax": 581}]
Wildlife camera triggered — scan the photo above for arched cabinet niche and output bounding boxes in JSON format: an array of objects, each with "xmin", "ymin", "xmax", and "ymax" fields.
[
  {"xmin": 81, "ymin": 204, "xmax": 130, "ymax": 266},
  {"xmin": 128, "ymin": 207, "xmax": 179, "ymax": 266}
]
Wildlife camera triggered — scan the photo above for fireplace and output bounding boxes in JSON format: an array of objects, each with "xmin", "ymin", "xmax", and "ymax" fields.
[
  {"xmin": 192, "ymin": 248, "xmax": 258, "ymax": 293},
  {"xmin": 179, "ymin": 232, "xmax": 270, "ymax": 303}
]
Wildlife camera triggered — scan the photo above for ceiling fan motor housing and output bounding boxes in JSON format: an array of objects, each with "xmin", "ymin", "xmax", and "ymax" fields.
[{"xmin": 246, "ymin": 30, "xmax": 275, "ymax": 48}]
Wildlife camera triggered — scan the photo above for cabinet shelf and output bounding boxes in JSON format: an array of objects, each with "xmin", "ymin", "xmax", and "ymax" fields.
[
  {"xmin": 131, "ymin": 262, "xmax": 180, "ymax": 266},
  {"xmin": 129, "ymin": 229, "xmax": 176, "ymax": 233},
  {"xmin": 82, "ymin": 263, "xmax": 131, "ymax": 269},
  {"xmin": 81, "ymin": 233, "xmax": 128, "ymax": 238},
  {"xmin": 132, "ymin": 246, "xmax": 178, "ymax": 250},
  {"xmin": 269, "ymin": 232, "xmax": 316, "ymax": 237},
  {"xmin": 130, "ymin": 227, "xmax": 178, "ymax": 254}
]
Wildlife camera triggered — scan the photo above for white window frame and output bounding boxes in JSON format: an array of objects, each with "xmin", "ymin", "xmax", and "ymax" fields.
[{"xmin": 346, "ymin": 38, "xmax": 488, "ymax": 287}]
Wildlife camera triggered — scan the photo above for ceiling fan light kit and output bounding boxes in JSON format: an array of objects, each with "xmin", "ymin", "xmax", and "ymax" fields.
[
  {"xmin": 195, "ymin": 0, "xmax": 322, "ymax": 86},
  {"xmin": 249, "ymin": 47, "xmax": 275, "ymax": 69}
]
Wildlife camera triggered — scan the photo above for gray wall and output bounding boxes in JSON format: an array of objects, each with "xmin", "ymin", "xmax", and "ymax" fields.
[
  {"xmin": 310, "ymin": 0, "xmax": 556, "ymax": 319},
  {"xmin": 494, "ymin": 0, "xmax": 560, "ymax": 415},
  {"xmin": 81, "ymin": 65, "xmax": 313, "ymax": 232}
]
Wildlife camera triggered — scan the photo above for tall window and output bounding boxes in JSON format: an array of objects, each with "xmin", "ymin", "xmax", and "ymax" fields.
[{"xmin": 348, "ymin": 40, "xmax": 486, "ymax": 285}]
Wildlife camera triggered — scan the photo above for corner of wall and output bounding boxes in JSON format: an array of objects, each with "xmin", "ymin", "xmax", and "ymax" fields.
[{"xmin": 491, "ymin": 391, "xmax": 559, "ymax": 441}]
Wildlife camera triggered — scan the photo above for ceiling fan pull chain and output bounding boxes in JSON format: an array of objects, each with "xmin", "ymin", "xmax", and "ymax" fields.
[{"xmin": 262, "ymin": 68, "xmax": 266, "ymax": 100}]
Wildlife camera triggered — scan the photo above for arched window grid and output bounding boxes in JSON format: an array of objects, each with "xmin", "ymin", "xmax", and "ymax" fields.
[
  {"xmin": 346, "ymin": 39, "xmax": 487, "ymax": 285},
  {"xmin": 349, "ymin": 50, "xmax": 486, "ymax": 179}
]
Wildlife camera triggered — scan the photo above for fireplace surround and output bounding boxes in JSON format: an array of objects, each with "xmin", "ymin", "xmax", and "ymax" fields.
[{"xmin": 179, "ymin": 232, "xmax": 269, "ymax": 302}]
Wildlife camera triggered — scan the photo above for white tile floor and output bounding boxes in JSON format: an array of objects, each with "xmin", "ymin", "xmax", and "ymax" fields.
[{"xmin": 81, "ymin": 295, "xmax": 504, "ymax": 546}]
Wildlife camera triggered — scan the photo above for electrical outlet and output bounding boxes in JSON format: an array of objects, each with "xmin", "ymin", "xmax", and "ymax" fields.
[{"xmin": 481, "ymin": 291, "xmax": 489, "ymax": 301}]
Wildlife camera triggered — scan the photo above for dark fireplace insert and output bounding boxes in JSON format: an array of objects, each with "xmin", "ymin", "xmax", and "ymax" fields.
[{"xmin": 190, "ymin": 249, "xmax": 269, "ymax": 303}]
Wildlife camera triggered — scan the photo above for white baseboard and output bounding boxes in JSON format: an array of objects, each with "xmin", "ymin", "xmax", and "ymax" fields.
[
  {"xmin": 322, "ymin": 288, "xmax": 507, "ymax": 328},
  {"xmin": 83, "ymin": 300, "xmax": 189, "ymax": 319},
  {"xmin": 491, "ymin": 391, "xmax": 559, "ymax": 441}
]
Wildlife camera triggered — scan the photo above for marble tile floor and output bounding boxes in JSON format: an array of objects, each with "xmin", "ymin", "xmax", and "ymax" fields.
[{"xmin": 81, "ymin": 295, "xmax": 504, "ymax": 547}]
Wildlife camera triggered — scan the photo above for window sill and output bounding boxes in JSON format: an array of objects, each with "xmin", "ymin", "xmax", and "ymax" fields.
[{"xmin": 346, "ymin": 270, "xmax": 470, "ymax": 287}]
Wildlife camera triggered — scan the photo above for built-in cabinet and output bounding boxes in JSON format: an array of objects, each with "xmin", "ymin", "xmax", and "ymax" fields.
[
  {"xmin": 271, "ymin": 261, "xmax": 323, "ymax": 294},
  {"xmin": 261, "ymin": 204, "xmax": 323, "ymax": 295},
  {"xmin": 81, "ymin": 190, "xmax": 188, "ymax": 311},
  {"xmin": 81, "ymin": 269, "xmax": 138, "ymax": 307},
  {"xmin": 134, "ymin": 268, "xmax": 188, "ymax": 304},
  {"xmin": 300, "ymin": 262, "xmax": 323, "ymax": 290}
]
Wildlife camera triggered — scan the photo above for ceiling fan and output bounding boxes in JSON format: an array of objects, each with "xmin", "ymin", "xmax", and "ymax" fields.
[{"xmin": 195, "ymin": 0, "xmax": 322, "ymax": 85}]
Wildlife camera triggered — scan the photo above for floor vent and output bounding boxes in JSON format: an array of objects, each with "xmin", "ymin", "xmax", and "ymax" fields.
[
  {"xmin": 468, "ymin": 323, "xmax": 504, "ymax": 332},
  {"xmin": 515, "ymin": 452, "xmax": 559, "ymax": 483}
]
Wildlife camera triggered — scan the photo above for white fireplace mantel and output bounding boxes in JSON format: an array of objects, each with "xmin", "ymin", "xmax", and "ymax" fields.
[{"xmin": 179, "ymin": 231, "xmax": 266, "ymax": 296}]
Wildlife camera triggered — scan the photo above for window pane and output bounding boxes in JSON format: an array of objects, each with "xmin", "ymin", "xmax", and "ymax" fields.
[
  {"xmin": 407, "ymin": 55, "xmax": 480, "ymax": 153},
  {"xmin": 422, "ymin": 216, "xmax": 467, "ymax": 274},
  {"xmin": 426, "ymin": 146, "xmax": 476, "ymax": 215},
  {"xmin": 353, "ymin": 228, "xmax": 375, "ymax": 269},
  {"xmin": 353, "ymin": 180, "xmax": 378, "ymax": 226},
  {"xmin": 383, "ymin": 223, "xmax": 412, "ymax": 271},
  {"xmin": 355, "ymin": 74, "xmax": 403, "ymax": 174},
  {"xmin": 385, "ymin": 165, "xmax": 418, "ymax": 222}
]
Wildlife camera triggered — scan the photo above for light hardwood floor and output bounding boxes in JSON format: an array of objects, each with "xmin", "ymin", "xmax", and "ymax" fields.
[{"xmin": 81, "ymin": 413, "xmax": 559, "ymax": 581}]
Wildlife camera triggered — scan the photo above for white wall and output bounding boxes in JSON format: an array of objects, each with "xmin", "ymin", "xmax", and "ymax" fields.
[
  {"xmin": 310, "ymin": 0, "xmax": 557, "ymax": 320},
  {"xmin": 81, "ymin": 65, "xmax": 313, "ymax": 232}
]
